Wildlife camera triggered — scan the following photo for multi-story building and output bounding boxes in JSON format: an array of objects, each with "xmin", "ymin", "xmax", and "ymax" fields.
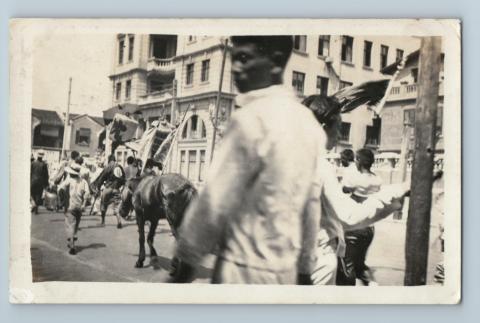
[
  {"xmin": 283, "ymin": 35, "xmax": 420, "ymax": 152},
  {"xmin": 379, "ymin": 49, "xmax": 445, "ymax": 159},
  {"xmin": 105, "ymin": 34, "xmax": 420, "ymax": 185},
  {"xmin": 106, "ymin": 35, "xmax": 236, "ymax": 183}
]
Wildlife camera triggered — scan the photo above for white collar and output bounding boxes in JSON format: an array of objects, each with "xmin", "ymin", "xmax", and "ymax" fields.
[{"xmin": 235, "ymin": 85, "xmax": 296, "ymax": 107}]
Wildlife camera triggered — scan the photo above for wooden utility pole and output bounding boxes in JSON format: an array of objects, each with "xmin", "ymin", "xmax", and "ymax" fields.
[
  {"xmin": 404, "ymin": 37, "xmax": 441, "ymax": 286},
  {"xmin": 61, "ymin": 77, "xmax": 72, "ymax": 160},
  {"xmin": 398, "ymin": 123, "xmax": 413, "ymax": 182},
  {"xmin": 393, "ymin": 122, "xmax": 413, "ymax": 220},
  {"xmin": 209, "ymin": 38, "xmax": 229, "ymax": 163}
]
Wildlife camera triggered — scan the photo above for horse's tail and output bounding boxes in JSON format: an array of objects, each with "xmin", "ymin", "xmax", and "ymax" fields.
[{"xmin": 168, "ymin": 183, "xmax": 197, "ymax": 236}]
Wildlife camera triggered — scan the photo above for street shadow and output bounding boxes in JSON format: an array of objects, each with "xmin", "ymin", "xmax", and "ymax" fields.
[
  {"xmin": 76, "ymin": 243, "xmax": 107, "ymax": 253},
  {"xmin": 370, "ymin": 266, "xmax": 404, "ymax": 272},
  {"xmin": 145, "ymin": 256, "xmax": 212, "ymax": 279},
  {"xmin": 50, "ymin": 219, "xmax": 65, "ymax": 223}
]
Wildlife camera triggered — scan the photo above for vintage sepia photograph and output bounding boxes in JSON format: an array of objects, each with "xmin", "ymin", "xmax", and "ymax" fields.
[{"xmin": 9, "ymin": 19, "xmax": 461, "ymax": 304}]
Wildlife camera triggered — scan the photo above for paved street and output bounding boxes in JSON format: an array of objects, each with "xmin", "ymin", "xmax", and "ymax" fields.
[{"xmin": 31, "ymin": 205, "xmax": 443, "ymax": 285}]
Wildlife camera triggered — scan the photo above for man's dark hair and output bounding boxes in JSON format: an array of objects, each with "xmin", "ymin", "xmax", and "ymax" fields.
[
  {"xmin": 230, "ymin": 36, "xmax": 294, "ymax": 68},
  {"xmin": 356, "ymin": 148, "xmax": 375, "ymax": 170},
  {"xmin": 75, "ymin": 156, "xmax": 84, "ymax": 165},
  {"xmin": 340, "ymin": 149, "xmax": 355, "ymax": 167},
  {"xmin": 127, "ymin": 156, "xmax": 135, "ymax": 165},
  {"xmin": 108, "ymin": 154, "xmax": 116, "ymax": 163},
  {"xmin": 70, "ymin": 150, "xmax": 80, "ymax": 160}
]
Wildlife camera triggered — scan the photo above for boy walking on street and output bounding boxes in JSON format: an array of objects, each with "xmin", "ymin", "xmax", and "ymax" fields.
[{"xmin": 58, "ymin": 163, "xmax": 89, "ymax": 255}]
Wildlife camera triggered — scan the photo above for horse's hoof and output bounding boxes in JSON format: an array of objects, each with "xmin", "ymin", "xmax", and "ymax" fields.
[
  {"xmin": 117, "ymin": 223, "xmax": 123, "ymax": 229},
  {"xmin": 135, "ymin": 261, "xmax": 143, "ymax": 268}
]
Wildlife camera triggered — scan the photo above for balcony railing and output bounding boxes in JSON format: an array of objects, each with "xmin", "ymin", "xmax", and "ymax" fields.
[
  {"xmin": 147, "ymin": 57, "xmax": 175, "ymax": 72},
  {"xmin": 388, "ymin": 82, "xmax": 443, "ymax": 101},
  {"xmin": 139, "ymin": 87, "xmax": 174, "ymax": 104}
]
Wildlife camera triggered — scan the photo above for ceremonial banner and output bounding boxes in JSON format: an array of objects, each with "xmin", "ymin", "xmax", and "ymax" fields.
[{"xmin": 108, "ymin": 113, "xmax": 138, "ymax": 147}]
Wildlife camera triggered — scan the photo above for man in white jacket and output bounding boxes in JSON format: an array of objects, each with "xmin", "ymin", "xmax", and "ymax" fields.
[{"xmin": 172, "ymin": 36, "xmax": 326, "ymax": 284}]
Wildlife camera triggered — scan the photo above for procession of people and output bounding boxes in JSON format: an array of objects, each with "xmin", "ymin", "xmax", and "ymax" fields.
[{"xmin": 31, "ymin": 35, "xmax": 440, "ymax": 286}]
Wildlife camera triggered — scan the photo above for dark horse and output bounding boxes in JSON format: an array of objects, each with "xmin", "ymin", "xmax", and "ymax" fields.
[{"xmin": 119, "ymin": 173, "xmax": 197, "ymax": 268}]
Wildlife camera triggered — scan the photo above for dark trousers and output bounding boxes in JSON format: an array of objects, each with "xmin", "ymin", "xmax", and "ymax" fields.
[
  {"xmin": 31, "ymin": 182, "xmax": 44, "ymax": 207},
  {"xmin": 336, "ymin": 193, "xmax": 376, "ymax": 285},
  {"xmin": 336, "ymin": 226, "xmax": 375, "ymax": 285}
]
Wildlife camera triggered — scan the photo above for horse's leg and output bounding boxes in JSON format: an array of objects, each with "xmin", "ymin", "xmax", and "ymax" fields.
[
  {"xmin": 147, "ymin": 216, "xmax": 158, "ymax": 258},
  {"xmin": 135, "ymin": 208, "xmax": 146, "ymax": 268}
]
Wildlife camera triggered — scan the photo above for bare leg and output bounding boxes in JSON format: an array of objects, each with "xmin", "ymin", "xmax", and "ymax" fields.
[
  {"xmin": 112, "ymin": 189, "xmax": 123, "ymax": 229},
  {"xmin": 65, "ymin": 211, "xmax": 77, "ymax": 255}
]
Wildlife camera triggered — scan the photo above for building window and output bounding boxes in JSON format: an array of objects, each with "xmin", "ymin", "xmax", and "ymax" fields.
[
  {"xmin": 180, "ymin": 150, "xmax": 187, "ymax": 177},
  {"xmin": 339, "ymin": 122, "xmax": 351, "ymax": 142},
  {"xmin": 128, "ymin": 35, "xmax": 134, "ymax": 62},
  {"xmin": 75, "ymin": 128, "xmax": 91, "ymax": 146},
  {"xmin": 340, "ymin": 80, "xmax": 353, "ymax": 89},
  {"xmin": 115, "ymin": 82, "xmax": 122, "ymax": 100},
  {"xmin": 363, "ymin": 40, "xmax": 372, "ymax": 67},
  {"xmin": 341, "ymin": 36, "xmax": 354, "ymax": 63},
  {"xmin": 396, "ymin": 49, "xmax": 404, "ymax": 62},
  {"xmin": 404, "ymin": 109, "xmax": 415, "ymax": 126},
  {"xmin": 292, "ymin": 71, "xmax": 305, "ymax": 95},
  {"xmin": 411, "ymin": 68, "xmax": 419, "ymax": 83},
  {"xmin": 150, "ymin": 35, "xmax": 178, "ymax": 59},
  {"xmin": 118, "ymin": 37, "xmax": 125, "ymax": 64},
  {"xmin": 365, "ymin": 117, "xmax": 381, "ymax": 146},
  {"xmin": 201, "ymin": 59, "xmax": 210, "ymax": 82},
  {"xmin": 380, "ymin": 45, "xmax": 389, "ymax": 69},
  {"xmin": 188, "ymin": 151, "xmax": 197, "ymax": 181},
  {"xmin": 318, "ymin": 35, "xmax": 330, "ymax": 57},
  {"xmin": 199, "ymin": 150, "xmax": 206, "ymax": 182},
  {"xmin": 181, "ymin": 115, "xmax": 207, "ymax": 140},
  {"xmin": 186, "ymin": 63, "xmax": 194, "ymax": 85},
  {"xmin": 188, "ymin": 35, "xmax": 197, "ymax": 43},
  {"xmin": 125, "ymin": 80, "xmax": 131, "ymax": 99},
  {"xmin": 293, "ymin": 36, "xmax": 307, "ymax": 52},
  {"xmin": 316, "ymin": 76, "xmax": 329, "ymax": 95}
]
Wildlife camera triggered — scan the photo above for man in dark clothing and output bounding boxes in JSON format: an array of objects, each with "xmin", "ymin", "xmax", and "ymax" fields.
[
  {"xmin": 31, "ymin": 150, "xmax": 49, "ymax": 214},
  {"xmin": 91, "ymin": 155, "xmax": 126, "ymax": 228},
  {"xmin": 124, "ymin": 156, "xmax": 139, "ymax": 180}
]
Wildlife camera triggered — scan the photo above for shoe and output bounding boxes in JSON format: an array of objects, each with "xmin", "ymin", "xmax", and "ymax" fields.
[
  {"xmin": 117, "ymin": 222, "xmax": 123, "ymax": 229},
  {"xmin": 68, "ymin": 248, "xmax": 76, "ymax": 255}
]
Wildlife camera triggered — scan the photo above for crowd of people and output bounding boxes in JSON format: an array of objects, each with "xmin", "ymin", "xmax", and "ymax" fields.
[
  {"xmin": 30, "ymin": 148, "xmax": 164, "ymax": 254},
  {"xmin": 31, "ymin": 35, "xmax": 422, "ymax": 286}
]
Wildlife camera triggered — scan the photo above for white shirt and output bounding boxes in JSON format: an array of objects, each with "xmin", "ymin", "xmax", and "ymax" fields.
[
  {"xmin": 59, "ymin": 176, "xmax": 89, "ymax": 211},
  {"xmin": 315, "ymin": 159, "xmax": 407, "ymax": 257},
  {"xmin": 342, "ymin": 165, "xmax": 382, "ymax": 197},
  {"xmin": 177, "ymin": 85, "xmax": 327, "ymax": 275}
]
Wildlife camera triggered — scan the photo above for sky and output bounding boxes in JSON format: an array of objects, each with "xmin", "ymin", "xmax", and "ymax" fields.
[{"xmin": 32, "ymin": 34, "xmax": 114, "ymax": 117}]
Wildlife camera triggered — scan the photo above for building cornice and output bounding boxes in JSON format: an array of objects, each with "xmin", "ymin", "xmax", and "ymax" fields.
[
  {"xmin": 138, "ymin": 91, "xmax": 236, "ymax": 110},
  {"xmin": 172, "ymin": 43, "xmax": 229, "ymax": 62},
  {"xmin": 109, "ymin": 68, "xmax": 147, "ymax": 80}
]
